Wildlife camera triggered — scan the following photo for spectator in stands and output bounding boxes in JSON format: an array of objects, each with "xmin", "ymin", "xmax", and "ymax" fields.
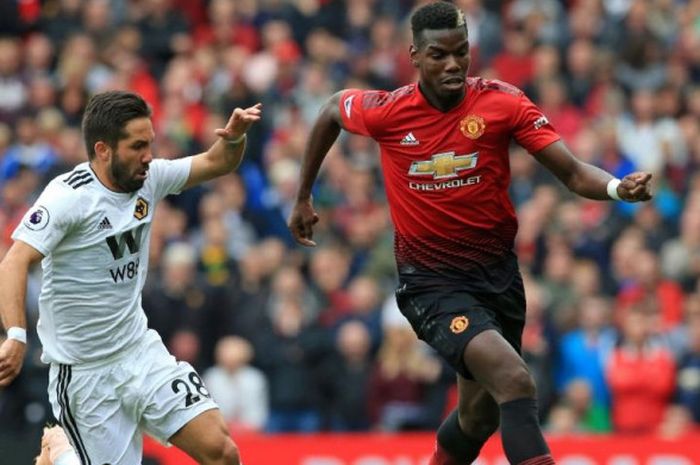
[
  {"xmin": 557, "ymin": 296, "xmax": 616, "ymax": 416},
  {"xmin": 547, "ymin": 378, "xmax": 611, "ymax": 434},
  {"xmin": 521, "ymin": 274, "xmax": 557, "ymax": 420},
  {"xmin": 616, "ymin": 248, "xmax": 685, "ymax": 329},
  {"xmin": 0, "ymin": 112, "xmax": 57, "ymax": 183},
  {"xmin": 657, "ymin": 404, "xmax": 697, "ymax": 438},
  {"xmin": 607, "ymin": 303, "xmax": 676, "ymax": 434},
  {"xmin": 203, "ymin": 336, "xmax": 268, "ymax": 432},
  {"xmin": 317, "ymin": 320, "xmax": 373, "ymax": 431},
  {"xmin": 368, "ymin": 316, "xmax": 442, "ymax": 431},
  {"xmin": 309, "ymin": 244, "xmax": 353, "ymax": 327},
  {"xmin": 143, "ymin": 241, "xmax": 233, "ymax": 367},
  {"xmin": 616, "ymin": 88, "xmax": 687, "ymax": 175},
  {"xmin": 334, "ymin": 275, "xmax": 385, "ymax": 351},
  {"xmin": 0, "ymin": 38, "xmax": 27, "ymax": 124},
  {"xmin": 676, "ymin": 305, "xmax": 700, "ymax": 423},
  {"xmin": 661, "ymin": 204, "xmax": 700, "ymax": 289},
  {"xmin": 255, "ymin": 298, "xmax": 329, "ymax": 433},
  {"xmin": 137, "ymin": 0, "xmax": 189, "ymax": 79}
]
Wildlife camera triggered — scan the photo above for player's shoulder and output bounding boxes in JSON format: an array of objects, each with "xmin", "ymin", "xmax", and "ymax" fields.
[
  {"xmin": 44, "ymin": 163, "xmax": 96, "ymax": 202},
  {"xmin": 468, "ymin": 77, "xmax": 524, "ymax": 99},
  {"xmin": 54, "ymin": 163, "xmax": 96, "ymax": 192},
  {"xmin": 352, "ymin": 84, "xmax": 417, "ymax": 112},
  {"xmin": 147, "ymin": 158, "xmax": 172, "ymax": 172}
]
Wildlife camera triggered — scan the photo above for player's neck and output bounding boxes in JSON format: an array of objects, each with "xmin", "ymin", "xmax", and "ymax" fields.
[
  {"xmin": 418, "ymin": 81, "xmax": 465, "ymax": 112},
  {"xmin": 89, "ymin": 161, "xmax": 124, "ymax": 193}
]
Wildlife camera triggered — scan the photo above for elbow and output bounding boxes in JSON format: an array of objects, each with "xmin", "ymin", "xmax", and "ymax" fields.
[
  {"xmin": 561, "ymin": 164, "xmax": 587, "ymax": 195},
  {"xmin": 320, "ymin": 92, "xmax": 343, "ymax": 127},
  {"xmin": 564, "ymin": 175, "xmax": 581, "ymax": 194},
  {"xmin": 319, "ymin": 106, "xmax": 341, "ymax": 130},
  {"xmin": 555, "ymin": 170, "xmax": 577, "ymax": 193}
]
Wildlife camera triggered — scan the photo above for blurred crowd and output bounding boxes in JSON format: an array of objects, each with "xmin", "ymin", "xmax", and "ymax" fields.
[{"xmin": 1, "ymin": 0, "xmax": 700, "ymax": 440}]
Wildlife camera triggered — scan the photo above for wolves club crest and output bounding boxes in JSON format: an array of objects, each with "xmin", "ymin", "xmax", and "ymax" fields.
[{"xmin": 134, "ymin": 197, "xmax": 149, "ymax": 220}]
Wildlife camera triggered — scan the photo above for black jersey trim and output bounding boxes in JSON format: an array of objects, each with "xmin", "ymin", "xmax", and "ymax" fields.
[
  {"xmin": 64, "ymin": 171, "xmax": 94, "ymax": 189},
  {"xmin": 57, "ymin": 364, "xmax": 92, "ymax": 465}
]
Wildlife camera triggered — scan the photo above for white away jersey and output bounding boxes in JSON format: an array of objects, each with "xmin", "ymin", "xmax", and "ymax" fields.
[{"xmin": 12, "ymin": 158, "xmax": 192, "ymax": 365}]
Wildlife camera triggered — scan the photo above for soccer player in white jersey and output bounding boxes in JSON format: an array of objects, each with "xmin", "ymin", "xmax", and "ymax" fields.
[{"xmin": 0, "ymin": 90, "xmax": 261, "ymax": 465}]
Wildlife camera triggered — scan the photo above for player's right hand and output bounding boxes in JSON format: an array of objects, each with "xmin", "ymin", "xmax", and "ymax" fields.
[
  {"xmin": 618, "ymin": 171, "xmax": 653, "ymax": 202},
  {"xmin": 288, "ymin": 198, "xmax": 320, "ymax": 247},
  {"xmin": 0, "ymin": 338, "xmax": 26, "ymax": 387},
  {"xmin": 42, "ymin": 425, "xmax": 75, "ymax": 463}
]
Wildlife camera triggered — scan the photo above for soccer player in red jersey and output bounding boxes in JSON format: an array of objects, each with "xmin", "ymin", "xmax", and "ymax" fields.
[{"xmin": 288, "ymin": 2, "xmax": 653, "ymax": 465}]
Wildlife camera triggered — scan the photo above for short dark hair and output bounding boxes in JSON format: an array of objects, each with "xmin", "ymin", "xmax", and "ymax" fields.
[
  {"xmin": 411, "ymin": 1, "xmax": 467, "ymax": 48},
  {"xmin": 82, "ymin": 91, "xmax": 151, "ymax": 160}
]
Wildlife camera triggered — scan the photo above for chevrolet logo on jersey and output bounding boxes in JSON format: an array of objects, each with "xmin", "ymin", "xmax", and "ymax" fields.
[{"xmin": 408, "ymin": 151, "xmax": 478, "ymax": 179}]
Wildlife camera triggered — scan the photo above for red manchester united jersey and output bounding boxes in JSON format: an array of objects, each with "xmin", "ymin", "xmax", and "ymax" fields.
[{"xmin": 339, "ymin": 78, "xmax": 560, "ymax": 291}]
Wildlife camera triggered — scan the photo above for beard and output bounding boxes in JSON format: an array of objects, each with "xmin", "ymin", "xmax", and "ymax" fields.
[{"xmin": 111, "ymin": 151, "xmax": 145, "ymax": 193}]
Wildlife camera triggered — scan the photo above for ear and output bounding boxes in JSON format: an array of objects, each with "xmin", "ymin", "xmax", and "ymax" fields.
[
  {"xmin": 409, "ymin": 44, "xmax": 419, "ymax": 68},
  {"xmin": 94, "ymin": 141, "xmax": 112, "ymax": 161}
]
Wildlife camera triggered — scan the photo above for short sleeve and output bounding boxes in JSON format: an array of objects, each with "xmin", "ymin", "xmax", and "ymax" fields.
[
  {"xmin": 12, "ymin": 182, "xmax": 78, "ymax": 256},
  {"xmin": 338, "ymin": 89, "xmax": 373, "ymax": 137},
  {"xmin": 512, "ymin": 94, "xmax": 561, "ymax": 154},
  {"xmin": 147, "ymin": 157, "xmax": 192, "ymax": 201}
]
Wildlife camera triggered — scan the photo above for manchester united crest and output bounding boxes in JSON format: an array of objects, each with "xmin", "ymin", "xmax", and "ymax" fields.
[
  {"xmin": 450, "ymin": 316, "xmax": 469, "ymax": 334},
  {"xmin": 134, "ymin": 197, "xmax": 149, "ymax": 220},
  {"xmin": 460, "ymin": 115, "xmax": 485, "ymax": 139}
]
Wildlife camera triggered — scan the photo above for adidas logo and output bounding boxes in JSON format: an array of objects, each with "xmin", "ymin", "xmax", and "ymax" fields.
[
  {"xmin": 400, "ymin": 132, "xmax": 419, "ymax": 146},
  {"xmin": 97, "ymin": 217, "xmax": 113, "ymax": 230}
]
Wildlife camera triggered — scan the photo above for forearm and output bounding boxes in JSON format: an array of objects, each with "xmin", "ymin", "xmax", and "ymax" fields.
[
  {"xmin": 296, "ymin": 112, "xmax": 341, "ymax": 201},
  {"xmin": 205, "ymin": 135, "xmax": 247, "ymax": 175},
  {"xmin": 534, "ymin": 141, "xmax": 616, "ymax": 200},
  {"xmin": 0, "ymin": 257, "xmax": 28, "ymax": 331},
  {"xmin": 565, "ymin": 161, "xmax": 616, "ymax": 200}
]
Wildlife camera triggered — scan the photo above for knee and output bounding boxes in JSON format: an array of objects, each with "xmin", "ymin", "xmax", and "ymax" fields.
[
  {"xmin": 497, "ymin": 368, "xmax": 536, "ymax": 402},
  {"xmin": 458, "ymin": 410, "xmax": 499, "ymax": 441}
]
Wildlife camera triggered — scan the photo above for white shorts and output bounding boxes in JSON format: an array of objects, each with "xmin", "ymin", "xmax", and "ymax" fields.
[{"xmin": 47, "ymin": 329, "xmax": 218, "ymax": 465}]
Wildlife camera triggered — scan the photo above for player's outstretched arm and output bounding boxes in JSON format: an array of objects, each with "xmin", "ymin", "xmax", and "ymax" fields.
[
  {"xmin": 181, "ymin": 103, "xmax": 263, "ymax": 190},
  {"xmin": 0, "ymin": 240, "xmax": 43, "ymax": 386},
  {"xmin": 534, "ymin": 140, "xmax": 653, "ymax": 202},
  {"xmin": 288, "ymin": 91, "xmax": 345, "ymax": 247}
]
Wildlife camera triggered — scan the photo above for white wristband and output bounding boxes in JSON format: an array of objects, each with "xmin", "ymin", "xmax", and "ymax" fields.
[
  {"xmin": 6, "ymin": 327, "xmax": 27, "ymax": 344},
  {"xmin": 226, "ymin": 133, "xmax": 247, "ymax": 146},
  {"xmin": 607, "ymin": 178, "xmax": 622, "ymax": 201},
  {"xmin": 55, "ymin": 450, "xmax": 81, "ymax": 465}
]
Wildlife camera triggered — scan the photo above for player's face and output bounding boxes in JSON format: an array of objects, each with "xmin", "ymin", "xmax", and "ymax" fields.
[
  {"xmin": 411, "ymin": 28, "xmax": 471, "ymax": 102},
  {"xmin": 110, "ymin": 117, "xmax": 155, "ymax": 193}
]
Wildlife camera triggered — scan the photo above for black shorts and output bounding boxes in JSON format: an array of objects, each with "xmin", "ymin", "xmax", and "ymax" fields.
[{"xmin": 395, "ymin": 271, "xmax": 526, "ymax": 379}]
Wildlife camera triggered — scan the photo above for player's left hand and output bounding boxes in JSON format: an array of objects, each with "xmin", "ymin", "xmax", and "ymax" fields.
[
  {"xmin": 215, "ymin": 103, "xmax": 262, "ymax": 142},
  {"xmin": 288, "ymin": 197, "xmax": 320, "ymax": 247},
  {"xmin": 618, "ymin": 172, "xmax": 653, "ymax": 202},
  {"xmin": 0, "ymin": 338, "xmax": 26, "ymax": 387}
]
